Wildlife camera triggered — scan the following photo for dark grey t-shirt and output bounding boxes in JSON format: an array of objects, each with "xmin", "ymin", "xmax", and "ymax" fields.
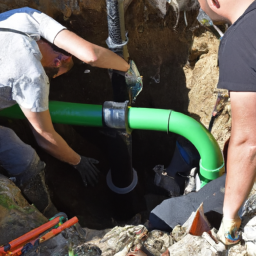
[{"xmin": 218, "ymin": 1, "xmax": 256, "ymax": 92}]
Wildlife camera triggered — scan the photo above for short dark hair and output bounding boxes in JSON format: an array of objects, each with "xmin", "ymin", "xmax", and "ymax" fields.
[{"xmin": 41, "ymin": 38, "xmax": 71, "ymax": 56}]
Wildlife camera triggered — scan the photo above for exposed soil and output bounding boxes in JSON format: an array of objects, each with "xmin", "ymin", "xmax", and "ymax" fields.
[{"xmin": 186, "ymin": 29, "xmax": 230, "ymax": 150}]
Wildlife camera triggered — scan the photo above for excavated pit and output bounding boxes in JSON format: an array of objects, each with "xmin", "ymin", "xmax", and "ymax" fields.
[{"xmin": 0, "ymin": 0, "xmax": 202, "ymax": 229}]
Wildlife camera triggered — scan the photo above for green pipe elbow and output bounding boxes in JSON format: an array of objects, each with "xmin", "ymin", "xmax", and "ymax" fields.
[
  {"xmin": 0, "ymin": 102, "xmax": 103, "ymax": 127},
  {"xmin": 128, "ymin": 108, "xmax": 225, "ymax": 184}
]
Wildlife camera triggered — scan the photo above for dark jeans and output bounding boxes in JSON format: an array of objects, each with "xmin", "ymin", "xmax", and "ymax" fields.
[{"xmin": 0, "ymin": 126, "xmax": 42, "ymax": 184}]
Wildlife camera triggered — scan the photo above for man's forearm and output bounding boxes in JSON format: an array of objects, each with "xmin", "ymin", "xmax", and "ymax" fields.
[
  {"xmin": 54, "ymin": 30, "xmax": 130, "ymax": 71},
  {"xmin": 223, "ymin": 138, "xmax": 256, "ymax": 219},
  {"xmin": 34, "ymin": 129, "xmax": 80, "ymax": 165},
  {"xmin": 90, "ymin": 44, "xmax": 130, "ymax": 71}
]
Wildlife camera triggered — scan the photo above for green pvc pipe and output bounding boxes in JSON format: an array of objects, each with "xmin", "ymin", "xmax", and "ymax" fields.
[
  {"xmin": 128, "ymin": 108, "xmax": 225, "ymax": 186},
  {"xmin": 0, "ymin": 101, "xmax": 103, "ymax": 127},
  {"xmin": 0, "ymin": 102, "xmax": 224, "ymax": 186}
]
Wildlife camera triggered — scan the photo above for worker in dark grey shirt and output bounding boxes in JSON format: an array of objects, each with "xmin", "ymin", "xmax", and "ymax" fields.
[
  {"xmin": 199, "ymin": 0, "xmax": 256, "ymax": 245},
  {"xmin": 0, "ymin": 7, "xmax": 141, "ymax": 218}
]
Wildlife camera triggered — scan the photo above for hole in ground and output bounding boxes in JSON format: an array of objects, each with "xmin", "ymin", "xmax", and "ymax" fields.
[
  {"xmin": 0, "ymin": 118, "xmax": 175, "ymax": 229},
  {"xmin": 44, "ymin": 125, "xmax": 175, "ymax": 229}
]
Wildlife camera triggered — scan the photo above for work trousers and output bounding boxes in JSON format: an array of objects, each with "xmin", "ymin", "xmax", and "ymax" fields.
[{"xmin": 0, "ymin": 126, "xmax": 42, "ymax": 185}]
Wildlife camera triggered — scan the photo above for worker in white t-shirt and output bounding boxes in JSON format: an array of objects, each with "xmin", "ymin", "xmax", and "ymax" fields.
[{"xmin": 0, "ymin": 7, "xmax": 137, "ymax": 218}]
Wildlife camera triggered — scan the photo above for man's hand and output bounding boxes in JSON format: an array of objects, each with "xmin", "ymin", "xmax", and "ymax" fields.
[
  {"xmin": 73, "ymin": 156, "xmax": 100, "ymax": 187},
  {"xmin": 217, "ymin": 217, "xmax": 241, "ymax": 245}
]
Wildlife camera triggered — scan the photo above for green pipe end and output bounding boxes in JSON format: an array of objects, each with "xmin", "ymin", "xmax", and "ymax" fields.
[
  {"xmin": 199, "ymin": 159, "xmax": 225, "ymax": 187},
  {"xmin": 199, "ymin": 172, "xmax": 211, "ymax": 188}
]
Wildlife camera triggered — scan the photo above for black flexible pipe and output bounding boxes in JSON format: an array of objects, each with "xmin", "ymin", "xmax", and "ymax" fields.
[
  {"xmin": 106, "ymin": 0, "xmax": 123, "ymax": 53},
  {"xmin": 106, "ymin": 0, "xmax": 134, "ymax": 190}
]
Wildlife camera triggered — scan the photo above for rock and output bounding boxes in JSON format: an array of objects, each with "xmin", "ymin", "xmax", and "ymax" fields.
[
  {"xmin": 241, "ymin": 186, "xmax": 256, "ymax": 230},
  {"xmin": 221, "ymin": 189, "xmax": 256, "ymax": 256},
  {"xmin": 70, "ymin": 225, "xmax": 173, "ymax": 256},
  {"xmin": 143, "ymin": 230, "xmax": 173, "ymax": 255},
  {"xmin": 250, "ymin": 182, "xmax": 256, "ymax": 197},
  {"xmin": 202, "ymin": 231, "xmax": 226, "ymax": 255},
  {"xmin": 73, "ymin": 225, "xmax": 148, "ymax": 255},
  {"xmin": 167, "ymin": 234, "xmax": 217, "ymax": 256},
  {"xmin": 246, "ymin": 242, "xmax": 256, "ymax": 256},
  {"xmin": 74, "ymin": 243, "xmax": 102, "ymax": 256},
  {"xmin": 228, "ymin": 243, "xmax": 247, "ymax": 256},
  {"xmin": 171, "ymin": 225, "xmax": 186, "ymax": 242},
  {"xmin": 24, "ymin": 225, "xmax": 88, "ymax": 256},
  {"xmin": 0, "ymin": 174, "xmax": 47, "ymax": 245},
  {"xmin": 243, "ymin": 216, "xmax": 256, "ymax": 256}
]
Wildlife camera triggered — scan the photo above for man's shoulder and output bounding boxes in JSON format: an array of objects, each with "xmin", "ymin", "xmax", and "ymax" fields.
[
  {"xmin": 218, "ymin": 6, "xmax": 256, "ymax": 92},
  {"xmin": 225, "ymin": 6, "xmax": 256, "ymax": 42},
  {"xmin": 0, "ymin": 7, "xmax": 40, "ymax": 18},
  {"xmin": 219, "ymin": 8, "xmax": 256, "ymax": 57},
  {"xmin": 0, "ymin": 7, "xmax": 41, "ymax": 33}
]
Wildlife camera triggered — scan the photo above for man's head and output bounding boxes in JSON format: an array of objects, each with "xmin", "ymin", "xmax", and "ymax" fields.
[
  {"xmin": 198, "ymin": 0, "xmax": 255, "ymax": 24},
  {"xmin": 37, "ymin": 38, "xmax": 74, "ymax": 78}
]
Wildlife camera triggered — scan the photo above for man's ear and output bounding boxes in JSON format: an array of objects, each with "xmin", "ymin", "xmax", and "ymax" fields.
[
  {"xmin": 208, "ymin": 0, "xmax": 220, "ymax": 9},
  {"xmin": 54, "ymin": 57, "xmax": 61, "ymax": 68}
]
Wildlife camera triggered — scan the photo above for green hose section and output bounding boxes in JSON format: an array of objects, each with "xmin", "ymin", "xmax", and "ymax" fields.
[
  {"xmin": 0, "ymin": 102, "xmax": 224, "ymax": 185},
  {"xmin": 0, "ymin": 101, "xmax": 103, "ymax": 127},
  {"xmin": 128, "ymin": 107, "xmax": 225, "ymax": 185}
]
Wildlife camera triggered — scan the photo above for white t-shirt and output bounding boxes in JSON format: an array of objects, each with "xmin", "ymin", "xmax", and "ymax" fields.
[{"xmin": 0, "ymin": 7, "xmax": 66, "ymax": 112}]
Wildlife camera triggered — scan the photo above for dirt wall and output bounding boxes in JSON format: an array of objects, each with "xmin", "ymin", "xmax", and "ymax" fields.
[{"xmin": 185, "ymin": 30, "xmax": 231, "ymax": 150}]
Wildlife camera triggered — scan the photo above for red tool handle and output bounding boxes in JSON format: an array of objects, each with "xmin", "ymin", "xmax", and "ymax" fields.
[
  {"xmin": 6, "ymin": 237, "xmax": 38, "ymax": 256},
  {"xmin": 1, "ymin": 217, "xmax": 79, "ymax": 256},
  {"xmin": 0, "ymin": 216, "xmax": 61, "ymax": 253},
  {"xmin": 40, "ymin": 217, "xmax": 79, "ymax": 242}
]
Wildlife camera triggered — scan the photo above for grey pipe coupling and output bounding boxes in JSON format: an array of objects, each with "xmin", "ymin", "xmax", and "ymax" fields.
[{"xmin": 103, "ymin": 101, "xmax": 130, "ymax": 131}]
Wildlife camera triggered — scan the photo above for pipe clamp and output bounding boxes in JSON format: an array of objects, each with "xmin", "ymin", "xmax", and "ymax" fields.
[{"xmin": 106, "ymin": 33, "xmax": 129, "ymax": 50}]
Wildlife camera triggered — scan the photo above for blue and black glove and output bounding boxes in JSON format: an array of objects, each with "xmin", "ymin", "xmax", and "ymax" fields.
[
  {"xmin": 125, "ymin": 60, "xmax": 143, "ymax": 103},
  {"xmin": 112, "ymin": 60, "xmax": 143, "ymax": 103}
]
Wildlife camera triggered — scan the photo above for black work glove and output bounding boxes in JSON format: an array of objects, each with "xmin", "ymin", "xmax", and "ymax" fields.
[{"xmin": 73, "ymin": 156, "xmax": 100, "ymax": 187}]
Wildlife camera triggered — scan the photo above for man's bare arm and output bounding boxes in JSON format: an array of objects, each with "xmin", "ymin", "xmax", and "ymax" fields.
[
  {"xmin": 54, "ymin": 29, "xmax": 130, "ymax": 72},
  {"xmin": 223, "ymin": 91, "xmax": 256, "ymax": 219},
  {"xmin": 21, "ymin": 107, "xmax": 80, "ymax": 165}
]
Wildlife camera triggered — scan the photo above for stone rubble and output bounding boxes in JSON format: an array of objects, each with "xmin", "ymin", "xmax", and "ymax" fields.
[{"xmin": 0, "ymin": 1, "xmax": 255, "ymax": 256}]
